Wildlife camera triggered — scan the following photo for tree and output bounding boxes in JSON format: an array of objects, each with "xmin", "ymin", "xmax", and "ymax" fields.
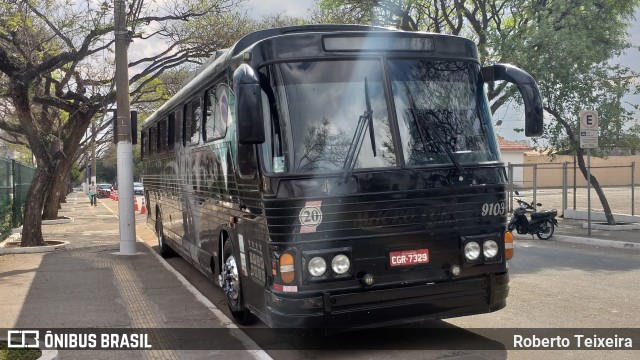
[
  {"xmin": 498, "ymin": 0, "xmax": 640, "ymax": 224},
  {"xmin": 312, "ymin": 0, "xmax": 640, "ymax": 225},
  {"xmin": 0, "ymin": 0, "xmax": 242, "ymax": 246}
]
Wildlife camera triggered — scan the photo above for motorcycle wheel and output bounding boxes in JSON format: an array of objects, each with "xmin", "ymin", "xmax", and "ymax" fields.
[{"xmin": 536, "ymin": 220, "xmax": 554, "ymax": 240}]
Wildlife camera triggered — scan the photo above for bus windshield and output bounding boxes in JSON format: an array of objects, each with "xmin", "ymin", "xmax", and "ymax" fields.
[{"xmin": 260, "ymin": 58, "xmax": 498, "ymax": 174}]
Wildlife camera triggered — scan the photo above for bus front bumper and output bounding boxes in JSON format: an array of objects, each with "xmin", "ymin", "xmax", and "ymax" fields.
[{"xmin": 264, "ymin": 273, "xmax": 509, "ymax": 328}]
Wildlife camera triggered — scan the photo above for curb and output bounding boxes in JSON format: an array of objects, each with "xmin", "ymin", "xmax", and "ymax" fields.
[
  {"xmin": 0, "ymin": 237, "xmax": 70, "ymax": 255},
  {"xmin": 581, "ymin": 222, "xmax": 640, "ymax": 231},
  {"xmin": 553, "ymin": 235, "xmax": 640, "ymax": 250},
  {"xmin": 42, "ymin": 217, "xmax": 74, "ymax": 225},
  {"xmin": 39, "ymin": 349, "xmax": 59, "ymax": 360}
]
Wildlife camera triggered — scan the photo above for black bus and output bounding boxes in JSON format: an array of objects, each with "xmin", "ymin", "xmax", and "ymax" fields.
[{"xmin": 141, "ymin": 24, "xmax": 543, "ymax": 328}]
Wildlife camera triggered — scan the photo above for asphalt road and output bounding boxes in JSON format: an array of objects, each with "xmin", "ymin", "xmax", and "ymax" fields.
[{"xmin": 137, "ymin": 213, "xmax": 639, "ymax": 359}]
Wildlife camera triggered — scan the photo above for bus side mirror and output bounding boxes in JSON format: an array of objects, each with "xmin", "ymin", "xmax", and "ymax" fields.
[
  {"xmin": 233, "ymin": 64, "xmax": 265, "ymax": 144},
  {"xmin": 482, "ymin": 64, "xmax": 544, "ymax": 137}
]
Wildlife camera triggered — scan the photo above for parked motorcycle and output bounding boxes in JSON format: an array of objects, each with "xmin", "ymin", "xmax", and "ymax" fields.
[{"xmin": 508, "ymin": 191, "xmax": 558, "ymax": 240}]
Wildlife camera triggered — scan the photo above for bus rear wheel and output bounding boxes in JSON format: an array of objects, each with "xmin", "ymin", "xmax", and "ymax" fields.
[
  {"xmin": 156, "ymin": 215, "xmax": 176, "ymax": 258},
  {"xmin": 222, "ymin": 240, "xmax": 255, "ymax": 325}
]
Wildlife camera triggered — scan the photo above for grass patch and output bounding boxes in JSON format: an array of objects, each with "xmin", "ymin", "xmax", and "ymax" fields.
[{"xmin": 0, "ymin": 341, "xmax": 41, "ymax": 360}]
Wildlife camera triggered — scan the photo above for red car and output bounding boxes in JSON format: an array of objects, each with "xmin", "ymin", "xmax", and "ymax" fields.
[{"xmin": 97, "ymin": 183, "xmax": 112, "ymax": 198}]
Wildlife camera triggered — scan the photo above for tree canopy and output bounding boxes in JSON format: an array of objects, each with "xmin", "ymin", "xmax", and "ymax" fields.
[{"xmin": 0, "ymin": 0, "xmax": 245, "ymax": 245}]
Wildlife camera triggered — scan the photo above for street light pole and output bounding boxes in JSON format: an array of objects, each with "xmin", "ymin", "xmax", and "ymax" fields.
[
  {"xmin": 115, "ymin": 0, "xmax": 136, "ymax": 255},
  {"xmin": 91, "ymin": 122, "xmax": 96, "ymax": 187}
]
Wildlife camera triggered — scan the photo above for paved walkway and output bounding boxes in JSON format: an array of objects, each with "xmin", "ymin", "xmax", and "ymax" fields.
[{"xmin": 0, "ymin": 192, "xmax": 269, "ymax": 360}]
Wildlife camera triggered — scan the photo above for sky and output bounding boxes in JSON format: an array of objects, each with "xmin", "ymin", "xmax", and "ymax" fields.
[
  {"xmin": 241, "ymin": 1, "xmax": 640, "ymax": 142},
  {"xmin": 244, "ymin": 0, "xmax": 314, "ymax": 18}
]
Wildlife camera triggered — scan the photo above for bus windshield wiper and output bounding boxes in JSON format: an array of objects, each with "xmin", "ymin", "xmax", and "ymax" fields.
[
  {"xmin": 342, "ymin": 77, "xmax": 376, "ymax": 181},
  {"xmin": 402, "ymin": 81, "xmax": 466, "ymax": 175}
]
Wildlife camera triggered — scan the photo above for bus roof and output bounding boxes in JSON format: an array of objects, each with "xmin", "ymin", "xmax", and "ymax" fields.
[{"xmin": 142, "ymin": 25, "xmax": 475, "ymax": 127}]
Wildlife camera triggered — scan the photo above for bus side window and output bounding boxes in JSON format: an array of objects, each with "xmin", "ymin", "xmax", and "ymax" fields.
[
  {"xmin": 168, "ymin": 112, "xmax": 176, "ymax": 151},
  {"xmin": 158, "ymin": 118, "xmax": 167, "ymax": 153},
  {"xmin": 183, "ymin": 103, "xmax": 191, "ymax": 147},
  {"xmin": 191, "ymin": 99, "xmax": 201, "ymax": 145},
  {"xmin": 203, "ymin": 88, "xmax": 217, "ymax": 142},
  {"xmin": 140, "ymin": 130, "xmax": 146, "ymax": 160},
  {"xmin": 215, "ymin": 85, "xmax": 229, "ymax": 139},
  {"xmin": 149, "ymin": 125, "xmax": 157, "ymax": 154},
  {"xmin": 174, "ymin": 110, "xmax": 183, "ymax": 148}
]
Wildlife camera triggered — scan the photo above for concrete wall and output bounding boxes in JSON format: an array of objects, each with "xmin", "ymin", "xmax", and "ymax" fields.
[
  {"xmin": 502, "ymin": 152, "xmax": 525, "ymax": 187},
  {"xmin": 522, "ymin": 154, "xmax": 640, "ymax": 187}
]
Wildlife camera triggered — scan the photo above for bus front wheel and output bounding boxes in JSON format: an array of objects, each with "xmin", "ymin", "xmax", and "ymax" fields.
[{"xmin": 222, "ymin": 240, "xmax": 255, "ymax": 325}]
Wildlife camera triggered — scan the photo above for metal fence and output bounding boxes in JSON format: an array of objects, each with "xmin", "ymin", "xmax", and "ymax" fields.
[
  {"xmin": 507, "ymin": 162, "xmax": 637, "ymax": 217},
  {"xmin": 0, "ymin": 158, "xmax": 36, "ymax": 235}
]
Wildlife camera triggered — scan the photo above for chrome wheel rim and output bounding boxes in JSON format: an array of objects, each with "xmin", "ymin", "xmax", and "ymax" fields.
[
  {"xmin": 224, "ymin": 255, "xmax": 240, "ymax": 301},
  {"xmin": 157, "ymin": 222, "xmax": 163, "ymax": 248}
]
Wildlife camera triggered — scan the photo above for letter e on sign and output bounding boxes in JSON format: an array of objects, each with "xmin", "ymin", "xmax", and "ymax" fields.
[{"xmin": 579, "ymin": 110, "xmax": 598, "ymax": 129}]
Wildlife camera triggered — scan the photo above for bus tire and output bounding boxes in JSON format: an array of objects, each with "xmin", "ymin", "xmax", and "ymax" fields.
[
  {"xmin": 157, "ymin": 214, "xmax": 176, "ymax": 258},
  {"xmin": 222, "ymin": 240, "xmax": 255, "ymax": 325}
]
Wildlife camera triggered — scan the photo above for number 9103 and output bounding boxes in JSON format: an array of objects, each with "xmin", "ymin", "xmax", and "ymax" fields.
[{"xmin": 481, "ymin": 202, "xmax": 506, "ymax": 216}]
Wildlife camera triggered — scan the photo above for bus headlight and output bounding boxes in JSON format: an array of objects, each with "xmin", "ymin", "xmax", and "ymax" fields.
[
  {"xmin": 483, "ymin": 240, "xmax": 499, "ymax": 258},
  {"xmin": 464, "ymin": 241, "xmax": 480, "ymax": 261},
  {"xmin": 308, "ymin": 256, "xmax": 327, "ymax": 277},
  {"xmin": 331, "ymin": 254, "xmax": 350, "ymax": 275}
]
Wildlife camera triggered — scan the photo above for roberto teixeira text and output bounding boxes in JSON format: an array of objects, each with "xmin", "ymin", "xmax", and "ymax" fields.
[{"xmin": 513, "ymin": 334, "xmax": 633, "ymax": 349}]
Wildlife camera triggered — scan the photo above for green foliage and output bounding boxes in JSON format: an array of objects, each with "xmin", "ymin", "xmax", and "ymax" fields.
[
  {"xmin": 0, "ymin": 199, "xmax": 13, "ymax": 240},
  {"xmin": 3, "ymin": 143, "xmax": 33, "ymax": 165},
  {"xmin": 499, "ymin": 0, "xmax": 640, "ymax": 155},
  {"xmin": 0, "ymin": 340, "xmax": 41, "ymax": 360},
  {"xmin": 69, "ymin": 163, "xmax": 82, "ymax": 184}
]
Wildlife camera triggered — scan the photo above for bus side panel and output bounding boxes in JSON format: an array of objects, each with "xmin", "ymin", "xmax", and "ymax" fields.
[
  {"xmin": 227, "ymin": 142, "xmax": 270, "ymax": 321},
  {"xmin": 196, "ymin": 142, "xmax": 242, "ymax": 275}
]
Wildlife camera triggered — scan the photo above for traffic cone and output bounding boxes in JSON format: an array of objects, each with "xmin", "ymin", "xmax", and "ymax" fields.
[
  {"xmin": 134, "ymin": 197, "xmax": 139, "ymax": 211},
  {"xmin": 140, "ymin": 198, "xmax": 147, "ymax": 215},
  {"xmin": 114, "ymin": 192, "xmax": 118, "ymax": 201}
]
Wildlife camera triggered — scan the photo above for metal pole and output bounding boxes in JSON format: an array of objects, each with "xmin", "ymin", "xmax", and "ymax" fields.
[
  {"xmin": 587, "ymin": 149, "xmax": 591, "ymax": 236},
  {"xmin": 115, "ymin": 0, "xmax": 136, "ymax": 255},
  {"xmin": 11, "ymin": 160, "xmax": 17, "ymax": 228},
  {"xmin": 532, "ymin": 164, "xmax": 537, "ymax": 208},
  {"xmin": 562, "ymin": 162, "xmax": 568, "ymax": 216},
  {"xmin": 508, "ymin": 162, "xmax": 513, "ymax": 212},
  {"xmin": 632, "ymin": 162, "xmax": 635, "ymax": 217},
  {"xmin": 91, "ymin": 122, "xmax": 97, "ymax": 187},
  {"xmin": 573, "ymin": 154, "xmax": 578, "ymax": 210}
]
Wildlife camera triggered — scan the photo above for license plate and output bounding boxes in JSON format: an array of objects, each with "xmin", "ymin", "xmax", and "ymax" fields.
[{"xmin": 389, "ymin": 249, "xmax": 430, "ymax": 267}]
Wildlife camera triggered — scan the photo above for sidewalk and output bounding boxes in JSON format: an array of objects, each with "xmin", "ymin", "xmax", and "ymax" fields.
[{"xmin": 0, "ymin": 192, "xmax": 271, "ymax": 360}]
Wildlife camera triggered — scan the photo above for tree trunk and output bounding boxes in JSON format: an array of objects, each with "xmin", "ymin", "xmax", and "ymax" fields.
[
  {"xmin": 42, "ymin": 173, "xmax": 66, "ymax": 219},
  {"xmin": 20, "ymin": 166, "xmax": 52, "ymax": 247},
  {"xmin": 60, "ymin": 174, "xmax": 70, "ymax": 204},
  {"xmin": 575, "ymin": 148, "xmax": 616, "ymax": 225},
  {"xmin": 42, "ymin": 158, "xmax": 73, "ymax": 220}
]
